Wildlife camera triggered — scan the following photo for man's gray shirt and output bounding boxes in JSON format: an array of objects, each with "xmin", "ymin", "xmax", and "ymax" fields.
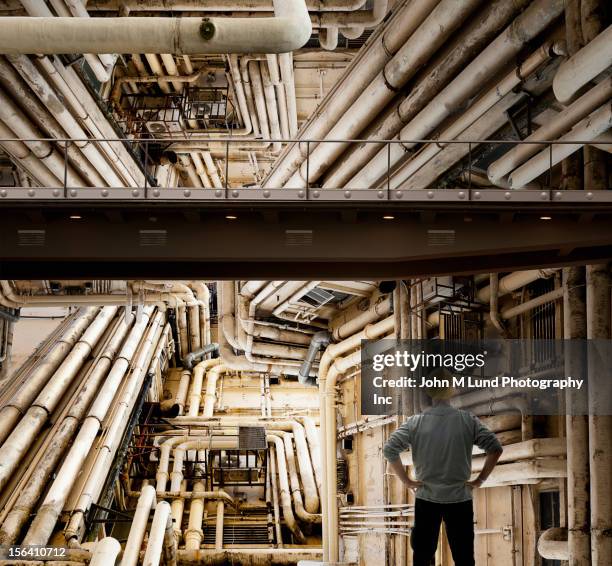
[{"xmin": 383, "ymin": 404, "xmax": 502, "ymax": 503}]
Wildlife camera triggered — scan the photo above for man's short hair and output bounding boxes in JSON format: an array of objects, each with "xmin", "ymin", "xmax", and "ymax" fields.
[{"xmin": 424, "ymin": 367, "xmax": 455, "ymax": 400}]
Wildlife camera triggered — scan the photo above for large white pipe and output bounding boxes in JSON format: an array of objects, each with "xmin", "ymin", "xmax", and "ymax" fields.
[
  {"xmin": 143, "ymin": 501, "xmax": 173, "ymax": 566},
  {"xmin": 0, "ymin": 307, "xmax": 98, "ymax": 445},
  {"xmin": 89, "ymin": 0, "xmax": 368, "ymax": 10},
  {"xmin": 63, "ymin": 312, "xmax": 165, "ymax": 544},
  {"xmin": 477, "ymin": 269, "xmax": 559, "ymax": 303},
  {"xmin": 0, "ymin": 1, "xmax": 312, "ymax": 54},
  {"xmin": 0, "ymin": 306, "xmax": 116, "ymax": 495},
  {"xmin": 347, "ymin": 0, "xmax": 565, "ymax": 189},
  {"xmin": 23, "ymin": 308, "xmax": 154, "ymax": 547},
  {"xmin": 509, "ymin": 103, "xmax": 612, "ymax": 188},
  {"xmin": 122, "ymin": 485, "xmax": 157, "ymax": 566},
  {"xmin": 553, "ymin": 24, "xmax": 612, "ymax": 104},
  {"xmin": 260, "ymin": 61, "xmax": 283, "ymax": 153},
  {"xmin": 284, "ymin": 0, "xmax": 479, "ymax": 188},
  {"xmin": 488, "ymin": 78, "xmax": 612, "ymax": 185},
  {"xmin": 90, "ymin": 537, "xmax": 122, "ymax": 566},
  {"xmin": 0, "ymin": 312, "xmax": 134, "ymax": 546},
  {"xmin": 185, "ymin": 480, "xmax": 205, "ymax": 551}
]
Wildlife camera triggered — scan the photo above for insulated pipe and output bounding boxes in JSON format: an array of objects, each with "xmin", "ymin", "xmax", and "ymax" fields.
[
  {"xmin": 37, "ymin": 56, "xmax": 143, "ymax": 187},
  {"xmin": 0, "ymin": 86, "xmax": 83, "ymax": 186},
  {"xmin": 215, "ymin": 501, "xmax": 224, "ymax": 550},
  {"xmin": 122, "ymin": 485, "xmax": 157, "ymax": 566},
  {"xmin": 383, "ymin": 42, "xmax": 561, "ymax": 191},
  {"xmin": 0, "ymin": 56, "xmax": 106, "ymax": 187},
  {"xmin": 202, "ymin": 151, "xmax": 223, "ymax": 188},
  {"xmin": 0, "ymin": 121, "xmax": 60, "ymax": 186},
  {"xmin": 266, "ymin": 54, "xmax": 290, "ymax": 140},
  {"xmin": 263, "ymin": 0, "xmax": 438, "ymax": 188},
  {"xmin": 174, "ymin": 370, "xmax": 191, "ymax": 415},
  {"xmin": 22, "ymin": 308, "xmax": 155, "ymax": 548},
  {"xmin": 4, "ymin": 54, "xmax": 123, "ymax": 186},
  {"xmin": 143, "ymin": 501, "xmax": 173, "ymax": 566},
  {"xmin": 477, "ymin": 269, "xmax": 560, "ymax": 303},
  {"xmin": 347, "ymin": 0, "xmax": 566, "ymax": 190},
  {"xmin": 184, "ymin": 480, "xmax": 205, "ymax": 551},
  {"xmin": 538, "ymin": 528, "xmax": 569, "ymax": 561},
  {"xmin": 267, "ymin": 434, "xmax": 306, "ymax": 543},
  {"xmin": 0, "ymin": 2, "xmax": 312, "ymax": 54},
  {"xmin": 90, "ymin": 537, "xmax": 122, "ymax": 566},
  {"xmin": 189, "ymin": 152, "xmax": 212, "ymax": 188},
  {"xmin": 188, "ymin": 358, "xmax": 221, "ymax": 417},
  {"xmin": 178, "ymin": 154, "xmax": 203, "ymax": 187},
  {"xmin": 284, "ymin": 0, "xmax": 479, "ymax": 188},
  {"xmin": 299, "ymin": 416, "xmax": 322, "ymax": 495},
  {"xmin": 0, "ymin": 312, "xmax": 134, "ymax": 546},
  {"xmin": 248, "ymin": 60, "xmax": 271, "ymax": 142},
  {"xmin": 319, "ymin": 27, "xmax": 339, "ymax": 50},
  {"xmin": 489, "ymin": 273, "xmax": 506, "ymax": 335},
  {"xmin": 160, "ymin": 53, "xmax": 184, "ymax": 92},
  {"xmin": 279, "ymin": 432, "xmax": 321, "ymax": 523},
  {"xmin": 176, "ymin": 549, "xmax": 323, "ymax": 565},
  {"xmin": 298, "ymin": 331, "xmax": 331, "ymax": 385},
  {"xmin": 228, "ymin": 55, "xmax": 254, "ymax": 136},
  {"xmin": 0, "ymin": 307, "xmax": 98, "ymax": 445},
  {"xmin": 324, "ymin": 0, "xmax": 534, "ymax": 189},
  {"xmin": 63, "ymin": 312, "xmax": 165, "ymax": 545},
  {"xmin": 318, "ymin": 316, "xmax": 394, "ymax": 560},
  {"xmin": 278, "ymin": 53, "xmax": 298, "ymax": 137},
  {"xmin": 184, "ymin": 343, "xmax": 219, "ymax": 370},
  {"xmin": 89, "ymin": 0, "xmax": 368, "ymax": 10},
  {"xmin": 19, "ymin": 0, "xmax": 111, "ymax": 82},
  {"xmin": 0, "ymin": 306, "xmax": 116, "ymax": 494},
  {"xmin": 509, "ymin": 103, "xmax": 612, "ymax": 188},
  {"xmin": 499, "ymin": 288, "xmax": 564, "ymax": 320},
  {"xmin": 488, "ymin": 78, "xmax": 612, "ymax": 184},
  {"xmin": 260, "ymin": 62, "xmax": 282, "ymax": 153},
  {"xmin": 553, "ymin": 25, "xmax": 612, "ymax": 104}
]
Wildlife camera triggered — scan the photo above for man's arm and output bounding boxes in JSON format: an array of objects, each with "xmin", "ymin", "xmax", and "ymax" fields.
[
  {"xmin": 466, "ymin": 448, "xmax": 503, "ymax": 488},
  {"xmin": 383, "ymin": 420, "xmax": 423, "ymax": 491},
  {"xmin": 468, "ymin": 414, "xmax": 504, "ymax": 488},
  {"xmin": 388, "ymin": 458, "xmax": 424, "ymax": 491}
]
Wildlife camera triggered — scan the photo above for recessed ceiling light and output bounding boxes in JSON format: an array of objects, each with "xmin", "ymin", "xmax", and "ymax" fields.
[
  {"xmin": 383, "ymin": 215, "xmax": 395, "ymax": 220},
  {"xmin": 540, "ymin": 215, "xmax": 552, "ymax": 220},
  {"xmin": 70, "ymin": 215, "xmax": 82, "ymax": 220},
  {"xmin": 225, "ymin": 215, "xmax": 237, "ymax": 220}
]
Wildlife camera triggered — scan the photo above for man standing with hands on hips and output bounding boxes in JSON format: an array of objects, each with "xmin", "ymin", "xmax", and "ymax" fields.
[{"xmin": 384, "ymin": 368, "xmax": 503, "ymax": 566}]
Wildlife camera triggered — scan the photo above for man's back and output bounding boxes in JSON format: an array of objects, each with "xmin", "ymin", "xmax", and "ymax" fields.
[{"xmin": 383, "ymin": 404, "xmax": 502, "ymax": 503}]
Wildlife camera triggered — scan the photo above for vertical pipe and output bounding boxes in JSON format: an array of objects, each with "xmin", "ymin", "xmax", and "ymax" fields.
[
  {"xmin": 563, "ymin": 266, "xmax": 590, "ymax": 565},
  {"xmin": 122, "ymin": 485, "xmax": 156, "ymax": 566},
  {"xmin": 215, "ymin": 501, "xmax": 224, "ymax": 550},
  {"xmin": 143, "ymin": 501, "xmax": 172, "ymax": 566}
]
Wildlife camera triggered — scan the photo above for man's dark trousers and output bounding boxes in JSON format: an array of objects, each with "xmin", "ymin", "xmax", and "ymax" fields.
[{"xmin": 411, "ymin": 498, "xmax": 475, "ymax": 566}]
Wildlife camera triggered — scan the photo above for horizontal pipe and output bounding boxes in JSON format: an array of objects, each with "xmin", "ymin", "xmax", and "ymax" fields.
[{"xmin": 0, "ymin": 2, "xmax": 312, "ymax": 55}]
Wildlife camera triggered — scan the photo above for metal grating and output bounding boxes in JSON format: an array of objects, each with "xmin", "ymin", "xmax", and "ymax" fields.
[
  {"xmin": 17, "ymin": 229, "xmax": 45, "ymax": 247},
  {"xmin": 238, "ymin": 426, "xmax": 267, "ymax": 450},
  {"xmin": 204, "ymin": 524, "xmax": 271, "ymax": 545}
]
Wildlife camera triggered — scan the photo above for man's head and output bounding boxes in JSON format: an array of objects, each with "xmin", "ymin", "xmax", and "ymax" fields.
[{"xmin": 424, "ymin": 367, "xmax": 455, "ymax": 400}]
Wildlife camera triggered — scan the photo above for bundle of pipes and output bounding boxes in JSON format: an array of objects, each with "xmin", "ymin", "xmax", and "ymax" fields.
[
  {"xmin": 264, "ymin": 0, "xmax": 578, "ymax": 193},
  {"xmin": 0, "ymin": 305, "xmax": 170, "ymax": 549}
]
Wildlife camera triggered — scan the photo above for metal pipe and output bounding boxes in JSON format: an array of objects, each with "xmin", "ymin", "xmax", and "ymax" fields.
[
  {"xmin": 90, "ymin": 537, "xmax": 122, "ymax": 566},
  {"xmin": 122, "ymin": 485, "xmax": 157, "ymax": 566},
  {"xmin": 554, "ymin": 24, "xmax": 612, "ymax": 104},
  {"xmin": 0, "ymin": 307, "xmax": 117, "ymax": 495},
  {"xmin": 143, "ymin": 501, "xmax": 172, "ymax": 566},
  {"xmin": 298, "ymin": 331, "xmax": 330, "ymax": 385},
  {"xmin": 0, "ymin": 1, "xmax": 313, "ymax": 55}
]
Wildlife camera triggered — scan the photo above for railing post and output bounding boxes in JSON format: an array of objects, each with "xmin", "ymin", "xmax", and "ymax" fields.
[
  {"xmin": 306, "ymin": 141, "xmax": 310, "ymax": 192},
  {"xmin": 548, "ymin": 142, "xmax": 553, "ymax": 188},
  {"xmin": 468, "ymin": 141, "xmax": 472, "ymax": 188},
  {"xmin": 144, "ymin": 141, "xmax": 149, "ymax": 197},
  {"xmin": 387, "ymin": 141, "xmax": 391, "ymax": 199},
  {"xmin": 225, "ymin": 139, "xmax": 229, "ymax": 199},
  {"xmin": 63, "ymin": 140, "xmax": 69, "ymax": 197}
]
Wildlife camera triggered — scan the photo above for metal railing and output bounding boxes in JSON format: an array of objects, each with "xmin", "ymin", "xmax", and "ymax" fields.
[{"xmin": 0, "ymin": 136, "xmax": 610, "ymax": 202}]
